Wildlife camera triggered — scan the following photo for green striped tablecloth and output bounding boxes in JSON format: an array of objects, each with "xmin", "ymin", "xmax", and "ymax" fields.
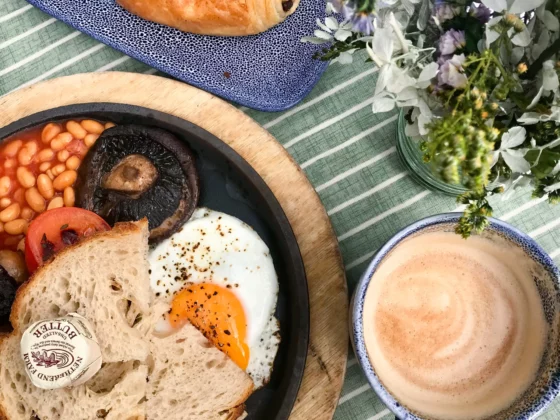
[{"xmin": 2, "ymin": 2, "xmax": 560, "ymax": 419}]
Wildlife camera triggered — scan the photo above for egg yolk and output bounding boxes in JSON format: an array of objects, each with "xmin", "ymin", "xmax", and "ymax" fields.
[{"xmin": 168, "ymin": 283, "xmax": 250, "ymax": 370}]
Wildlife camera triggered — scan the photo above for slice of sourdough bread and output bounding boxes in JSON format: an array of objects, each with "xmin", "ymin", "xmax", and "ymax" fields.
[
  {"xmin": 10, "ymin": 220, "xmax": 152, "ymax": 363},
  {"xmin": 0, "ymin": 220, "xmax": 254, "ymax": 420},
  {"xmin": 0, "ymin": 221, "xmax": 151, "ymax": 419},
  {"xmin": 146, "ymin": 310, "xmax": 254, "ymax": 420}
]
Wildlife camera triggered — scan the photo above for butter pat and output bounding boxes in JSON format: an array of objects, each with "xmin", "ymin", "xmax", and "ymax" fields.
[{"xmin": 20, "ymin": 313, "xmax": 102, "ymax": 390}]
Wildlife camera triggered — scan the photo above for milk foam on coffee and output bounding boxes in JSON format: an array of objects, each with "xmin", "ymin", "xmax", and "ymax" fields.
[{"xmin": 363, "ymin": 231, "xmax": 548, "ymax": 420}]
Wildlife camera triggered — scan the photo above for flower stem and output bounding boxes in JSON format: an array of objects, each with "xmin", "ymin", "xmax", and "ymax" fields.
[{"xmin": 366, "ymin": 43, "xmax": 384, "ymax": 67}]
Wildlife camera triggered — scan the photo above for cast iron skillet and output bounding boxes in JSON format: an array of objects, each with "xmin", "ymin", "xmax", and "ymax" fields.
[{"xmin": 0, "ymin": 103, "xmax": 310, "ymax": 420}]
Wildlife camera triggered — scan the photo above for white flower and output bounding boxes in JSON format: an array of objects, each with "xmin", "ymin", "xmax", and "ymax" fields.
[
  {"xmin": 368, "ymin": 24, "xmax": 418, "ymax": 93},
  {"xmin": 483, "ymin": 0, "xmax": 545, "ymax": 48},
  {"xmin": 527, "ymin": 86, "xmax": 544, "ymax": 110},
  {"xmin": 368, "ymin": 24, "xmax": 409, "ymax": 113},
  {"xmin": 415, "ymin": 97, "xmax": 435, "ymax": 136},
  {"xmin": 485, "ymin": 16, "xmax": 504, "ymax": 46},
  {"xmin": 544, "ymin": 151, "xmax": 560, "ymax": 193},
  {"xmin": 416, "ymin": 62, "xmax": 439, "ymax": 88},
  {"xmin": 369, "ymin": 19, "xmax": 438, "ymax": 114},
  {"xmin": 369, "ymin": 12, "xmax": 438, "ymax": 115},
  {"xmin": 401, "ymin": 95, "xmax": 436, "ymax": 137},
  {"xmin": 371, "ymin": 69, "xmax": 419, "ymax": 112},
  {"xmin": 519, "ymin": 137, "xmax": 560, "ymax": 185},
  {"xmin": 491, "ymin": 126, "xmax": 531, "ymax": 173},
  {"xmin": 400, "ymin": 0, "xmax": 421, "ymax": 17},
  {"xmin": 536, "ymin": 4, "xmax": 560, "ymax": 32},
  {"xmin": 518, "ymin": 106, "xmax": 560, "ymax": 124},
  {"xmin": 366, "ymin": 12, "xmax": 412, "ymax": 67},
  {"xmin": 481, "ymin": 0, "xmax": 545, "ymax": 14},
  {"xmin": 544, "ymin": 180, "xmax": 560, "ymax": 193},
  {"xmin": 367, "ymin": 26, "xmax": 394, "ymax": 66},
  {"xmin": 532, "ymin": 30, "xmax": 550, "ymax": 60},
  {"xmin": 507, "ymin": 46, "xmax": 524, "ymax": 65},
  {"xmin": 301, "ymin": 18, "xmax": 353, "ymax": 44},
  {"xmin": 543, "ymin": 60, "xmax": 560, "ymax": 92},
  {"xmin": 335, "ymin": 50, "xmax": 356, "ymax": 64},
  {"xmin": 501, "ymin": 173, "xmax": 531, "ymax": 200}
]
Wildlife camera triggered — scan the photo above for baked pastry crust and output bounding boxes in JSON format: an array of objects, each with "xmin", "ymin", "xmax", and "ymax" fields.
[{"xmin": 117, "ymin": 0, "xmax": 300, "ymax": 36}]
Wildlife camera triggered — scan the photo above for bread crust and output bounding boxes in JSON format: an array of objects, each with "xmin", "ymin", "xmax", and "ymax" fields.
[
  {"xmin": 9, "ymin": 220, "xmax": 148, "ymax": 331},
  {"xmin": 0, "ymin": 335, "xmax": 8, "ymax": 420},
  {"xmin": 116, "ymin": 0, "xmax": 300, "ymax": 36},
  {"xmin": 230, "ymin": 385, "xmax": 253, "ymax": 416},
  {"xmin": 225, "ymin": 404, "xmax": 247, "ymax": 420}
]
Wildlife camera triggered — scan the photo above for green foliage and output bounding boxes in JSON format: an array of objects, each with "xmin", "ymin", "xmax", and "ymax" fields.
[
  {"xmin": 508, "ymin": 91, "xmax": 531, "ymax": 111},
  {"xmin": 532, "ymin": 174, "xmax": 560, "ymax": 204},
  {"xmin": 525, "ymin": 149, "xmax": 560, "ymax": 179},
  {"xmin": 425, "ymin": 110, "xmax": 497, "ymax": 192},
  {"xmin": 423, "ymin": 51, "xmax": 506, "ymax": 194},
  {"xmin": 312, "ymin": 34, "xmax": 368, "ymax": 61},
  {"xmin": 524, "ymin": 123, "xmax": 560, "ymax": 180},
  {"xmin": 455, "ymin": 188, "xmax": 499, "ymax": 238},
  {"xmin": 525, "ymin": 121, "xmax": 560, "ymax": 147},
  {"xmin": 353, "ymin": 0, "xmax": 377, "ymax": 14}
]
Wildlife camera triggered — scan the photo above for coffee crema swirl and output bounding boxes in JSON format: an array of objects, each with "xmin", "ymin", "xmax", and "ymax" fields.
[{"xmin": 363, "ymin": 232, "xmax": 547, "ymax": 420}]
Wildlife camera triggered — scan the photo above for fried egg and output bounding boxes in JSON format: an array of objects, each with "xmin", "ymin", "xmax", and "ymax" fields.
[{"xmin": 148, "ymin": 207, "xmax": 280, "ymax": 388}]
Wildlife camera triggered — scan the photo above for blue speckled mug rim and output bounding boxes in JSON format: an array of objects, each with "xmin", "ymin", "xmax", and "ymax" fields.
[{"xmin": 351, "ymin": 213, "xmax": 560, "ymax": 420}]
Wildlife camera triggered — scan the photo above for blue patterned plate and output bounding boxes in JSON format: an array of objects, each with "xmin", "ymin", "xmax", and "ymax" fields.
[{"xmin": 25, "ymin": 0, "xmax": 329, "ymax": 111}]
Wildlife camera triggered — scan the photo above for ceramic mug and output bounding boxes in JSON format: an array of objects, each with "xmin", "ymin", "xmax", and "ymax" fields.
[{"xmin": 350, "ymin": 213, "xmax": 560, "ymax": 420}]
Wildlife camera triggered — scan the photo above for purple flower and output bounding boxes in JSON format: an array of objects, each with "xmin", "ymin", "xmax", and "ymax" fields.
[
  {"xmin": 438, "ymin": 54, "xmax": 468, "ymax": 89},
  {"xmin": 434, "ymin": 4, "xmax": 458, "ymax": 23},
  {"xmin": 437, "ymin": 55, "xmax": 449, "ymax": 66},
  {"xmin": 471, "ymin": 3, "xmax": 491, "ymax": 24},
  {"xmin": 438, "ymin": 29, "xmax": 466, "ymax": 55},
  {"xmin": 329, "ymin": 0, "xmax": 344, "ymax": 11},
  {"xmin": 351, "ymin": 12, "xmax": 374, "ymax": 35},
  {"xmin": 328, "ymin": 0, "xmax": 354, "ymax": 19}
]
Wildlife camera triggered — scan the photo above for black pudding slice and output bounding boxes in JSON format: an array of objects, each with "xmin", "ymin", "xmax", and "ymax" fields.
[
  {"xmin": 0, "ymin": 266, "xmax": 17, "ymax": 326},
  {"xmin": 76, "ymin": 125, "xmax": 199, "ymax": 243}
]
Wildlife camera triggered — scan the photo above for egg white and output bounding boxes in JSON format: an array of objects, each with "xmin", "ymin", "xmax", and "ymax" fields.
[{"xmin": 148, "ymin": 207, "xmax": 280, "ymax": 387}]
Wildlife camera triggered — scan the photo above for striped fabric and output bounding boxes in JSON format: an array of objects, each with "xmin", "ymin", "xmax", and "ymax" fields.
[{"xmin": 2, "ymin": 2, "xmax": 560, "ymax": 419}]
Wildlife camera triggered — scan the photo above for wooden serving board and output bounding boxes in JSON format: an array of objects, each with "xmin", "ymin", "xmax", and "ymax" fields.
[{"xmin": 0, "ymin": 72, "xmax": 348, "ymax": 420}]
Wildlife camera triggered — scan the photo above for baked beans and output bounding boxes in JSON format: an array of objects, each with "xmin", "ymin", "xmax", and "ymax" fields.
[
  {"xmin": 20, "ymin": 207, "xmax": 34, "ymax": 221},
  {"xmin": 41, "ymin": 123, "xmax": 61, "ymax": 144},
  {"xmin": 63, "ymin": 187, "xmax": 75, "ymax": 207},
  {"xmin": 47, "ymin": 197, "xmax": 64, "ymax": 210},
  {"xmin": 0, "ymin": 119, "xmax": 114, "ymax": 250}
]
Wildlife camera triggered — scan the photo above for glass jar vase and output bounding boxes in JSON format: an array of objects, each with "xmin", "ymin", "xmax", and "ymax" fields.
[{"xmin": 396, "ymin": 111, "xmax": 469, "ymax": 196}]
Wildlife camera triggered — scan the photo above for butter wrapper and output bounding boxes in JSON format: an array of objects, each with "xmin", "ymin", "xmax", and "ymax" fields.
[{"xmin": 20, "ymin": 313, "xmax": 102, "ymax": 390}]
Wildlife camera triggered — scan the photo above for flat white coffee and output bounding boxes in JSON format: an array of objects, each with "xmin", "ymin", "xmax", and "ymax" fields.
[{"xmin": 363, "ymin": 231, "xmax": 547, "ymax": 420}]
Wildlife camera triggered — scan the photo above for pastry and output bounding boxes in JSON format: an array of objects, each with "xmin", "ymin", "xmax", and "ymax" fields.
[{"xmin": 117, "ymin": 0, "xmax": 300, "ymax": 36}]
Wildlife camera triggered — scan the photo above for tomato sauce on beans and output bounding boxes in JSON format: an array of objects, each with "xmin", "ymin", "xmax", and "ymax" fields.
[{"xmin": 0, "ymin": 120, "xmax": 115, "ymax": 251}]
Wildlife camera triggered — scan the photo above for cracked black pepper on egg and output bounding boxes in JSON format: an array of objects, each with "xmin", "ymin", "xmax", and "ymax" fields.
[{"xmin": 76, "ymin": 125, "xmax": 199, "ymax": 243}]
